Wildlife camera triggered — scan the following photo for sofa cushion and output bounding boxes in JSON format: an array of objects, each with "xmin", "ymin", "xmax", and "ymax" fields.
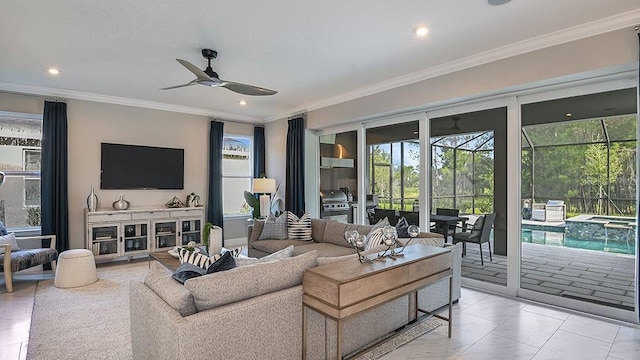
[
  {"xmin": 292, "ymin": 243, "xmax": 356, "ymax": 257},
  {"xmin": 252, "ymin": 239, "xmax": 311, "ymax": 254},
  {"xmin": 259, "ymin": 213, "xmax": 288, "ymax": 240},
  {"xmin": 235, "ymin": 245, "xmax": 294, "ymax": 266},
  {"xmin": 249, "ymin": 220, "xmax": 265, "ymax": 244},
  {"xmin": 322, "ymin": 221, "xmax": 375, "ymax": 247},
  {"xmin": 144, "ymin": 262, "xmax": 197, "ymax": 317},
  {"xmin": 287, "ymin": 212, "xmax": 313, "ymax": 241},
  {"xmin": 310, "ymin": 218, "xmax": 327, "ymax": 243},
  {"xmin": 185, "ymin": 251, "xmax": 318, "ymax": 312}
]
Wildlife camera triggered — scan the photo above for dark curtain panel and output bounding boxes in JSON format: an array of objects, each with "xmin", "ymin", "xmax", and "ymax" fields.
[
  {"xmin": 637, "ymin": 32, "xmax": 639, "ymax": 321},
  {"xmin": 41, "ymin": 101, "xmax": 69, "ymax": 253},
  {"xmin": 208, "ymin": 121, "xmax": 224, "ymax": 232},
  {"xmin": 285, "ymin": 117, "xmax": 305, "ymax": 216},
  {"xmin": 253, "ymin": 126, "xmax": 265, "ymax": 178}
]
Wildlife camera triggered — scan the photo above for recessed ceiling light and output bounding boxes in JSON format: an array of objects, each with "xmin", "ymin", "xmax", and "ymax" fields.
[
  {"xmin": 485, "ymin": 0, "xmax": 511, "ymax": 5},
  {"xmin": 565, "ymin": 113, "xmax": 572, "ymax": 117},
  {"xmin": 47, "ymin": 68, "xmax": 60, "ymax": 75},
  {"xmin": 239, "ymin": 100, "xmax": 247, "ymax": 106},
  {"xmin": 414, "ymin": 26, "xmax": 429, "ymax": 37}
]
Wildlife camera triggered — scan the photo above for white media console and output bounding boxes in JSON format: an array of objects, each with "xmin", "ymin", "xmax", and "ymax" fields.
[{"xmin": 84, "ymin": 206, "xmax": 205, "ymax": 261}]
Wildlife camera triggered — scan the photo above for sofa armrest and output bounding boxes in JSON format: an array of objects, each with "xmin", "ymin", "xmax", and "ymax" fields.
[
  {"xmin": 247, "ymin": 220, "xmax": 264, "ymax": 250},
  {"xmin": 17, "ymin": 235, "xmax": 56, "ymax": 250}
]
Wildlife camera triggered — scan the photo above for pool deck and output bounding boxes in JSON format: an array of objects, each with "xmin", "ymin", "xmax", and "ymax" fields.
[{"xmin": 459, "ymin": 240, "xmax": 636, "ymax": 310}]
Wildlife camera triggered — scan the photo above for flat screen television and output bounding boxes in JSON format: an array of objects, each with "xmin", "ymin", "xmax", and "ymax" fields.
[{"xmin": 100, "ymin": 143, "xmax": 184, "ymax": 190}]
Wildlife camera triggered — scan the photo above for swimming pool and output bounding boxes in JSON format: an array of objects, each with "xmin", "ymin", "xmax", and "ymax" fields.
[{"xmin": 521, "ymin": 227, "xmax": 636, "ymax": 255}]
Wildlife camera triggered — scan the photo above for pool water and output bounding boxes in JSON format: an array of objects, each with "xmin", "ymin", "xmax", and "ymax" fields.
[{"xmin": 521, "ymin": 228, "xmax": 636, "ymax": 255}]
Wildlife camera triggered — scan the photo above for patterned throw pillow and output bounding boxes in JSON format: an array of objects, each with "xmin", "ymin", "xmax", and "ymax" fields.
[
  {"xmin": 220, "ymin": 246, "xmax": 243, "ymax": 258},
  {"xmin": 395, "ymin": 217, "xmax": 410, "ymax": 238},
  {"xmin": 259, "ymin": 213, "xmax": 288, "ymax": 240},
  {"xmin": 287, "ymin": 212, "xmax": 313, "ymax": 241},
  {"xmin": 364, "ymin": 227, "xmax": 385, "ymax": 250},
  {"xmin": 0, "ymin": 233, "xmax": 20, "ymax": 255},
  {"xmin": 0, "ymin": 221, "xmax": 8, "ymax": 236},
  {"xmin": 178, "ymin": 248, "xmax": 213, "ymax": 269}
]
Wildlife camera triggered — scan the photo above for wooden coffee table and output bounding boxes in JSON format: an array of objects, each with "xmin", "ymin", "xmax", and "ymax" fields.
[
  {"xmin": 302, "ymin": 244, "xmax": 453, "ymax": 359},
  {"xmin": 149, "ymin": 251, "xmax": 180, "ymax": 271}
]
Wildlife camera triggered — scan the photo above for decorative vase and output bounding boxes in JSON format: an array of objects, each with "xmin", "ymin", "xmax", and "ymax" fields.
[
  {"xmin": 112, "ymin": 194, "xmax": 130, "ymax": 210},
  {"xmin": 86, "ymin": 184, "xmax": 99, "ymax": 212}
]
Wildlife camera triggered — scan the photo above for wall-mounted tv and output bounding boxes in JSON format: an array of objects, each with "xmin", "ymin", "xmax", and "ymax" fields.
[{"xmin": 100, "ymin": 143, "xmax": 184, "ymax": 190}]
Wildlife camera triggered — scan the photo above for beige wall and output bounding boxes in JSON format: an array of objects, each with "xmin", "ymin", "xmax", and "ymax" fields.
[
  {"xmin": 0, "ymin": 92, "xmax": 254, "ymax": 249},
  {"xmin": 265, "ymin": 29, "xmax": 639, "ymax": 212}
]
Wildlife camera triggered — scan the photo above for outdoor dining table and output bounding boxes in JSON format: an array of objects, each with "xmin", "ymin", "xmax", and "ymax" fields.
[{"xmin": 430, "ymin": 214, "xmax": 469, "ymax": 242}]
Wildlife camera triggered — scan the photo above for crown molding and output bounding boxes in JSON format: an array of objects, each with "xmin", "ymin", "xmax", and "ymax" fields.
[
  {"xmin": 265, "ymin": 8, "xmax": 640, "ymax": 122},
  {"xmin": 0, "ymin": 82, "xmax": 262, "ymax": 124}
]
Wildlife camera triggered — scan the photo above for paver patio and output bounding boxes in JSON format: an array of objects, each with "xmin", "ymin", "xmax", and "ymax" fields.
[{"xmin": 459, "ymin": 240, "xmax": 636, "ymax": 310}]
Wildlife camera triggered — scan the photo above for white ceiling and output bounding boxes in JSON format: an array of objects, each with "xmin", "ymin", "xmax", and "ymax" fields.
[{"xmin": 1, "ymin": 1, "xmax": 639, "ymax": 123}]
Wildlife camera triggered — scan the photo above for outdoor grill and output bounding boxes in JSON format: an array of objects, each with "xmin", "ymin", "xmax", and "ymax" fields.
[{"xmin": 320, "ymin": 190, "xmax": 351, "ymax": 223}]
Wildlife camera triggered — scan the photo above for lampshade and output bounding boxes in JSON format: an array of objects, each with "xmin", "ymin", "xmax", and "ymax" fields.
[{"xmin": 253, "ymin": 178, "xmax": 276, "ymax": 194}]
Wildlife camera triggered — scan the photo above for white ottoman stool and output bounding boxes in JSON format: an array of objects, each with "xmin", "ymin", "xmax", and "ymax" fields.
[{"xmin": 54, "ymin": 249, "xmax": 98, "ymax": 288}]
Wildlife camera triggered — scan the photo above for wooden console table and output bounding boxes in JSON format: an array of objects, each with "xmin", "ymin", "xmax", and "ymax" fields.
[{"xmin": 302, "ymin": 244, "xmax": 453, "ymax": 359}]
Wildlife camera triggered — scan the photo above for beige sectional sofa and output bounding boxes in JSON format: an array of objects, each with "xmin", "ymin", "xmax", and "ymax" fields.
[{"xmin": 130, "ymin": 219, "xmax": 462, "ymax": 360}]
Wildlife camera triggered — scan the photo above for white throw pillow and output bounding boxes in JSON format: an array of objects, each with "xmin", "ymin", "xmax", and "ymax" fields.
[
  {"xmin": 0, "ymin": 233, "xmax": 20, "ymax": 255},
  {"xmin": 234, "ymin": 245, "xmax": 294, "ymax": 266}
]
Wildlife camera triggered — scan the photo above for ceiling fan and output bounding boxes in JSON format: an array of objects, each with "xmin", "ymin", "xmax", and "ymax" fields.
[
  {"xmin": 162, "ymin": 49, "xmax": 277, "ymax": 96},
  {"xmin": 438, "ymin": 116, "xmax": 462, "ymax": 133}
]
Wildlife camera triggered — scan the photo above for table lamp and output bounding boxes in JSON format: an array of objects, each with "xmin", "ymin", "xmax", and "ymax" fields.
[{"xmin": 252, "ymin": 178, "xmax": 276, "ymax": 218}]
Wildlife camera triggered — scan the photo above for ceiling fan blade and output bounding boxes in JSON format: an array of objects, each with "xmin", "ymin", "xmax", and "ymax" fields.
[
  {"xmin": 161, "ymin": 80, "xmax": 197, "ymax": 90},
  {"xmin": 176, "ymin": 59, "xmax": 211, "ymax": 82},
  {"xmin": 220, "ymin": 80, "xmax": 277, "ymax": 96}
]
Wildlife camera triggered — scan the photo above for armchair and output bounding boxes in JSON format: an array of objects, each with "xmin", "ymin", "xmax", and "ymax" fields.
[{"xmin": 1, "ymin": 234, "xmax": 58, "ymax": 292}]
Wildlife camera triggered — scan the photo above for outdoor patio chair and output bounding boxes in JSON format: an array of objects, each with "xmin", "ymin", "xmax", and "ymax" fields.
[
  {"xmin": 398, "ymin": 210, "xmax": 420, "ymax": 226},
  {"xmin": 371, "ymin": 208, "xmax": 397, "ymax": 226},
  {"xmin": 452, "ymin": 212, "xmax": 496, "ymax": 266},
  {"xmin": 1, "ymin": 234, "xmax": 58, "ymax": 292}
]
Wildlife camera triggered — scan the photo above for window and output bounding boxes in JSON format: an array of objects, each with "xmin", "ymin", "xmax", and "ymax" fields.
[
  {"xmin": 222, "ymin": 135, "xmax": 252, "ymax": 216},
  {"xmin": 0, "ymin": 111, "xmax": 43, "ymax": 229}
]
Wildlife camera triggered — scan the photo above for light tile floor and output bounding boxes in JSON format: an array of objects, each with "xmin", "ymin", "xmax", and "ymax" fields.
[
  {"xmin": 380, "ymin": 288, "xmax": 640, "ymax": 360},
  {"xmin": 2, "ymin": 269, "xmax": 640, "ymax": 360}
]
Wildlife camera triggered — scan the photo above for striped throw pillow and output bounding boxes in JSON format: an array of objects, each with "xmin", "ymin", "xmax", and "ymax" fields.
[
  {"xmin": 287, "ymin": 212, "xmax": 313, "ymax": 241},
  {"xmin": 364, "ymin": 227, "xmax": 385, "ymax": 250},
  {"xmin": 178, "ymin": 248, "xmax": 213, "ymax": 269}
]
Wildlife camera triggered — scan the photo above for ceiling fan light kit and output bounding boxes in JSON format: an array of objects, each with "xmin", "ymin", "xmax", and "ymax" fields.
[{"xmin": 162, "ymin": 49, "xmax": 277, "ymax": 96}]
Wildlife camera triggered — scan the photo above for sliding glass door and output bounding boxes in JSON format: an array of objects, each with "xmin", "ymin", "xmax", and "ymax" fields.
[{"xmin": 519, "ymin": 87, "xmax": 638, "ymax": 319}]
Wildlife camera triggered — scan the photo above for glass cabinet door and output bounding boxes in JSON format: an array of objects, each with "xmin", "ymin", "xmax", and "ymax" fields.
[
  {"xmin": 123, "ymin": 222, "xmax": 149, "ymax": 254},
  {"xmin": 89, "ymin": 224, "xmax": 119, "ymax": 257},
  {"xmin": 153, "ymin": 220, "xmax": 178, "ymax": 250},
  {"xmin": 181, "ymin": 218, "xmax": 202, "ymax": 245}
]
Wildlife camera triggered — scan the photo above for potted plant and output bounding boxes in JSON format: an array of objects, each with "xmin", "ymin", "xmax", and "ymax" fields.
[
  {"xmin": 243, "ymin": 191, "xmax": 261, "ymax": 219},
  {"xmin": 202, "ymin": 222, "xmax": 213, "ymax": 249}
]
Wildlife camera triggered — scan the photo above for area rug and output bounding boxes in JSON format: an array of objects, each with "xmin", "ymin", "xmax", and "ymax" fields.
[
  {"xmin": 27, "ymin": 261, "xmax": 149, "ymax": 360},
  {"xmin": 27, "ymin": 261, "xmax": 442, "ymax": 360},
  {"xmin": 350, "ymin": 317, "xmax": 442, "ymax": 360}
]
